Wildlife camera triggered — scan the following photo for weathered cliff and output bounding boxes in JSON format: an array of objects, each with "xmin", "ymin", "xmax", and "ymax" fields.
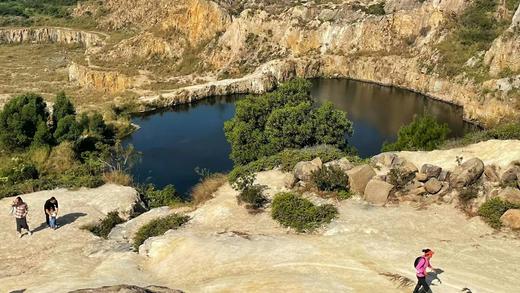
[{"xmin": 0, "ymin": 27, "xmax": 105, "ymax": 49}]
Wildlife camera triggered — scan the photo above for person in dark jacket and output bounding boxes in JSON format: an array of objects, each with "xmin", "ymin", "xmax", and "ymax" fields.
[{"xmin": 44, "ymin": 197, "xmax": 59, "ymax": 228}]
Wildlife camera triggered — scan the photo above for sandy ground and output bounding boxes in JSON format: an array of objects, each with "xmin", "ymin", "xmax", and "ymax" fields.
[{"xmin": 1, "ymin": 173, "xmax": 519, "ymax": 292}]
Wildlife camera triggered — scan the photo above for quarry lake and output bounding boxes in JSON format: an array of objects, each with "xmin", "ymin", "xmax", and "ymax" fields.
[{"xmin": 125, "ymin": 79, "xmax": 469, "ymax": 195}]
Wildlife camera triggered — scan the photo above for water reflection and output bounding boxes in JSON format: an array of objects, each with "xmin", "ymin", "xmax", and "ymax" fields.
[{"xmin": 311, "ymin": 79, "xmax": 466, "ymax": 157}]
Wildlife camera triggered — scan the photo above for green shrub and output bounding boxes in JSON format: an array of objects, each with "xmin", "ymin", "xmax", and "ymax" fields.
[
  {"xmin": 271, "ymin": 192, "xmax": 338, "ymax": 232},
  {"xmin": 458, "ymin": 184, "xmax": 479, "ymax": 207},
  {"xmin": 311, "ymin": 165, "xmax": 349, "ymax": 192},
  {"xmin": 365, "ymin": 2, "xmax": 386, "ymax": 15},
  {"xmin": 224, "ymin": 79, "xmax": 353, "ymax": 165},
  {"xmin": 133, "ymin": 214, "xmax": 190, "ymax": 249},
  {"xmin": 232, "ymin": 172, "xmax": 268, "ymax": 210},
  {"xmin": 337, "ymin": 190, "xmax": 354, "ymax": 200},
  {"xmin": 382, "ymin": 115, "xmax": 450, "ymax": 152},
  {"xmin": 86, "ymin": 211, "xmax": 125, "ymax": 238},
  {"xmin": 0, "ymin": 93, "xmax": 49, "ymax": 150},
  {"xmin": 478, "ymin": 198, "xmax": 520, "ymax": 229},
  {"xmin": 228, "ymin": 145, "xmax": 348, "ymax": 183},
  {"xmin": 139, "ymin": 184, "xmax": 183, "ymax": 208},
  {"xmin": 442, "ymin": 122, "xmax": 520, "ymax": 148}
]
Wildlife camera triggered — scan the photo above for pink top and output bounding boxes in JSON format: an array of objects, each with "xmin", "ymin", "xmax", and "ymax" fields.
[{"xmin": 415, "ymin": 257, "xmax": 431, "ymax": 277}]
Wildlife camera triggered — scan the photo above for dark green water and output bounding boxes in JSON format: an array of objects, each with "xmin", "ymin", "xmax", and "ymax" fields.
[{"xmin": 124, "ymin": 79, "xmax": 468, "ymax": 195}]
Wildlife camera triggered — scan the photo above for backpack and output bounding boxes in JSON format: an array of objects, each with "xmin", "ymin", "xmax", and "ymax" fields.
[{"xmin": 414, "ymin": 256, "xmax": 426, "ymax": 269}]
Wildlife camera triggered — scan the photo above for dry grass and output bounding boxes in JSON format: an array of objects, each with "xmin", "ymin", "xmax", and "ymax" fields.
[
  {"xmin": 190, "ymin": 173, "xmax": 227, "ymax": 205},
  {"xmin": 103, "ymin": 171, "xmax": 133, "ymax": 186}
]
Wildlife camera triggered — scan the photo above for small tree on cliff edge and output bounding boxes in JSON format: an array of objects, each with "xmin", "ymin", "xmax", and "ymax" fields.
[{"xmin": 224, "ymin": 79, "xmax": 353, "ymax": 165}]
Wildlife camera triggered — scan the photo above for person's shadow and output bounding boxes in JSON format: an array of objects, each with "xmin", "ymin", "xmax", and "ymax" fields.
[
  {"xmin": 32, "ymin": 212, "xmax": 87, "ymax": 233},
  {"xmin": 426, "ymin": 268, "xmax": 444, "ymax": 287}
]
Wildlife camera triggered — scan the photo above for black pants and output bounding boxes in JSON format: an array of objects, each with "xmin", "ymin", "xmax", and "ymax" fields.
[
  {"xmin": 16, "ymin": 217, "xmax": 30, "ymax": 233},
  {"xmin": 45, "ymin": 209, "xmax": 50, "ymax": 226},
  {"xmin": 413, "ymin": 276, "xmax": 431, "ymax": 293}
]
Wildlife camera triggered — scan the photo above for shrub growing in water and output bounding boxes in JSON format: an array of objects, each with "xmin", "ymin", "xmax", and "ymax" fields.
[
  {"xmin": 382, "ymin": 115, "xmax": 450, "ymax": 152},
  {"xmin": 311, "ymin": 165, "xmax": 349, "ymax": 192},
  {"xmin": 271, "ymin": 192, "xmax": 338, "ymax": 232},
  {"xmin": 133, "ymin": 213, "xmax": 190, "ymax": 249},
  {"xmin": 224, "ymin": 79, "xmax": 353, "ymax": 165},
  {"xmin": 478, "ymin": 198, "xmax": 520, "ymax": 229},
  {"xmin": 86, "ymin": 211, "xmax": 125, "ymax": 238}
]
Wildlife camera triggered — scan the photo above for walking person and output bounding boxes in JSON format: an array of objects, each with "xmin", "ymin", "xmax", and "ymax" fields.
[
  {"xmin": 11, "ymin": 197, "xmax": 32, "ymax": 238},
  {"xmin": 44, "ymin": 197, "xmax": 59, "ymax": 228},
  {"xmin": 413, "ymin": 249, "xmax": 436, "ymax": 293}
]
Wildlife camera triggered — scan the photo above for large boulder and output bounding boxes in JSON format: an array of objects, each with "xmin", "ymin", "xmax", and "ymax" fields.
[
  {"xmin": 324, "ymin": 157, "xmax": 354, "ymax": 172},
  {"xmin": 484, "ymin": 165, "xmax": 500, "ymax": 182},
  {"xmin": 364, "ymin": 179, "xmax": 394, "ymax": 205},
  {"xmin": 425, "ymin": 178, "xmax": 442, "ymax": 194},
  {"xmin": 449, "ymin": 158, "xmax": 484, "ymax": 188},
  {"xmin": 500, "ymin": 209, "xmax": 520, "ymax": 230},
  {"xmin": 500, "ymin": 163, "xmax": 520, "ymax": 187},
  {"xmin": 420, "ymin": 164, "xmax": 442, "ymax": 179},
  {"xmin": 497, "ymin": 187, "xmax": 520, "ymax": 205},
  {"xmin": 346, "ymin": 164, "xmax": 376, "ymax": 194},
  {"xmin": 293, "ymin": 157, "xmax": 322, "ymax": 181},
  {"xmin": 371, "ymin": 153, "xmax": 397, "ymax": 167}
]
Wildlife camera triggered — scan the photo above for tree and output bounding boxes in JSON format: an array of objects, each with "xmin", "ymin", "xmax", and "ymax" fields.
[
  {"xmin": 382, "ymin": 115, "xmax": 450, "ymax": 152},
  {"xmin": 0, "ymin": 93, "xmax": 49, "ymax": 150},
  {"xmin": 53, "ymin": 115, "xmax": 82, "ymax": 143},
  {"xmin": 52, "ymin": 92, "xmax": 75, "ymax": 128},
  {"xmin": 32, "ymin": 121, "xmax": 54, "ymax": 147},
  {"xmin": 224, "ymin": 79, "xmax": 353, "ymax": 165}
]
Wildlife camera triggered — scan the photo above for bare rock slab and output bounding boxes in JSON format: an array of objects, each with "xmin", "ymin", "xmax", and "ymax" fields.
[
  {"xmin": 364, "ymin": 179, "xmax": 394, "ymax": 205},
  {"xmin": 500, "ymin": 209, "xmax": 520, "ymax": 230},
  {"xmin": 346, "ymin": 164, "xmax": 376, "ymax": 194},
  {"xmin": 497, "ymin": 187, "xmax": 520, "ymax": 205}
]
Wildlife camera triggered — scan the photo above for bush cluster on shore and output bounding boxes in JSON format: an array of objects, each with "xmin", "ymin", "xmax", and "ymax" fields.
[
  {"xmin": 478, "ymin": 198, "xmax": 520, "ymax": 229},
  {"xmin": 84, "ymin": 211, "xmax": 125, "ymax": 239},
  {"xmin": 0, "ymin": 92, "xmax": 137, "ymax": 199}
]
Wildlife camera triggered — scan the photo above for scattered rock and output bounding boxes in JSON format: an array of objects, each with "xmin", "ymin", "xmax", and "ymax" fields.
[
  {"xmin": 371, "ymin": 153, "xmax": 397, "ymax": 167},
  {"xmin": 500, "ymin": 209, "xmax": 520, "ymax": 230},
  {"xmin": 346, "ymin": 164, "xmax": 376, "ymax": 194},
  {"xmin": 450, "ymin": 158, "xmax": 484, "ymax": 188},
  {"xmin": 439, "ymin": 170, "xmax": 451, "ymax": 182},
  {"xmin": 420, "ymin": 164, "xmax": 442, "ymax": 179},
  {"xmin": 500, "ymin": 164, "xmax": 520, "ymax": 187},
  {"xmin": 497, "ymin": 187, "xmax": 520, "ymax": 205},
  {"xmin": 364, "ymin": 179, "xmax": 394, "ymax": 205},
  {"xmin": 293, "ymin": 157, "xmax": 322, "ymax": 181},
  {"xmin": 484, "ymin": 165, "xmax": 500, "ymax": 182},
  {"xmin": 415, "ymin": 172, "xmax": 428, "ymax": 182},
  {"xmin": 324, "ymin": 157, "xmax": 354, "ymax": 172},
  {"xmin": 425, "ymin": 178, "xmax": 442, "ymax": 194},
  {"xmin": 408, "ymin": 186, "xmax": 427, "ymax": 196}
]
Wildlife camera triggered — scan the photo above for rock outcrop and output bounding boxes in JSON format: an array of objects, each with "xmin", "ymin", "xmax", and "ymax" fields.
[
  {"xmin": 500, "ymin": 209, "xmax": 520, "ymax": 230},
  {"xmin": 0, "ymin": 27, "xmax": 105, "ymax": 48},
  {"xmin": 346, "ymin": 164, "xmax": 376, "ymax": 194},
  {"xmin": 364, "ymin": 179, "xmax": 394, "ymax": 205},
  {"xmin": 293, "ymin": 157, "xmax": 322, "ymax": 182}
]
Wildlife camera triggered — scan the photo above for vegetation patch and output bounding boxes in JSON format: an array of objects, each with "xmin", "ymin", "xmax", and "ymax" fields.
[
  {"xmin": 311, "ymin": 165, "xmax": 349, "ymax": 193},
  {"xmin": 434, "ymin": 0, "xmax": 515, "ymax": 78},
  {"xmin": 228, "ymin": 145, "xmax": 350, "ymax": 184},
  {"xmin": 442, "ymin": 122, "xmax": 520, "ymax": 148},
  {"xmin": 84, "ymin": 211, "xmax": 125, "ymax": 239},
  {"xmin": 382, "ymin": 115, "xmax": 450, "ymax": 152},
  {"xmin": 133, "ymin": 213, "xmax": 190, "ymax": 249},
  {"xmin": 224, "ymin": 78, "xmax": 353, "ymax": 166},
  {"xmin": 138, "ymin": 184, "xmax": 184, "ymax": 209},
  {"xmin": 232, "ymin": 173, "xmax": 268, "ymax": 212},
  {"xmin": 190, "ymin": 173, "xmax": 227, "ymax": 205},
  {"xmin": 478, "ymin": 198, "xmax": 520, "ymax": 229},
  {"xmin": 387, "ymin": 167, "xmax": 415, "ymax": 190},
  {"xmin": 0, "ymin": 92, "xmax": 136, "ymax": 199},
  {"xmin": 271, "ymin": 192, "xmax": 338, "ymax": 232}
]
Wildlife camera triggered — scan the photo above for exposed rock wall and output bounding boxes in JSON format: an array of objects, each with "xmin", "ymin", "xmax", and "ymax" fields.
[
  {"xmin": 0, "ymin": 27, "xmax": 105, "ymax": 48},
  {"xmin": 68, "ymin": 62, "xmax": 135, "ymax": 93}
]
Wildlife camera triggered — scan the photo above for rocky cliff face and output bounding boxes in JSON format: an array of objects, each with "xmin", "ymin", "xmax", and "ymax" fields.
[
  {"xmin": 67, "ymin": 0, "xmax": 517, "ymax": 126},
  {"xmin": 0, "ymin": 27, "xmax": 105, "ymax": 49}
]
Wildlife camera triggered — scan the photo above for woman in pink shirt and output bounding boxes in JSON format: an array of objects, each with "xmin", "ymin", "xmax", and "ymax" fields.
[{"xmin": 413, "ymin": 248, "xmax": 435, "ymax": 293}]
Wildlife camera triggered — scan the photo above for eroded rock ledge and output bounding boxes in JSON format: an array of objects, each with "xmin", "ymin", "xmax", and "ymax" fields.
[{"xmin": 0, "ymin": 27, "xmax": 105, "ymax": 48}]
